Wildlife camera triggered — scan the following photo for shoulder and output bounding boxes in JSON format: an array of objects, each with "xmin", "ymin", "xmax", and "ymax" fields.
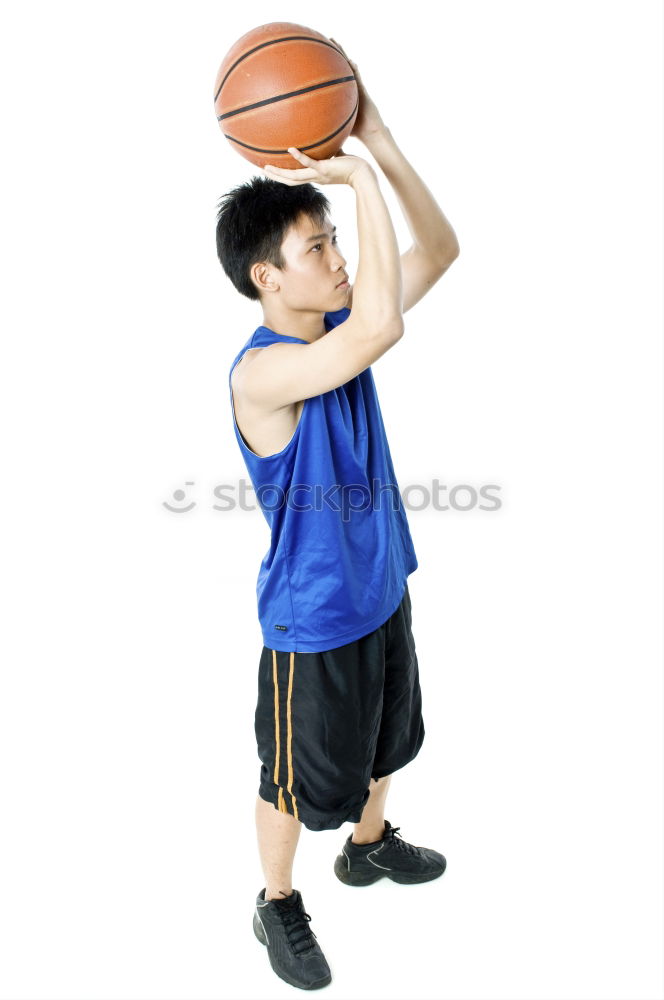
[{"xmin": 231, "ymin": 346, "xmax": 265, "ymax": 385}]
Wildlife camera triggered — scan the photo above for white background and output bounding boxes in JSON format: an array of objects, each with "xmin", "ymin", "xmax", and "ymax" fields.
[{"xmin": 0, "ymin": 2, "xmax": 662, "ymax": 999}]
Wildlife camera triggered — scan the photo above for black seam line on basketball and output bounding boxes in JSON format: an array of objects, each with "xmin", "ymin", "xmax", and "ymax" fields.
[
  {"xmin": 214, "ymin": 36, "xmax": 347, "ymax": 104},
  {"xmin": 223, "ymin": 100, "xmax": 358, "ymax": 155},
  {"xmin": 216, "ymin": 76, "xmax": 355, "ymax": 122}
]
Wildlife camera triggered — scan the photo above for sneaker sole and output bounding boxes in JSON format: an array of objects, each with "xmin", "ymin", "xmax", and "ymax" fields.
[
  {"xmin": 253, "ymin": 911, "xmax": 332, "ymax": 990},
  {"xmin": 334, "ymin": 854, "xmax": 446, "ymax": 886}
]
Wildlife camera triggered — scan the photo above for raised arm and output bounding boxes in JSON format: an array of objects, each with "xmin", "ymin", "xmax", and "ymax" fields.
[
  {"xmin": 347, "ymin": 160, "xmax": 403, "ymax": 331},
  {"xmin": 234, "ymin": 153, "xmax": 404, "ymax": 412},
  {"xmin": 331, "ymin": 40, "xmax": 460, "ymax": 313}
]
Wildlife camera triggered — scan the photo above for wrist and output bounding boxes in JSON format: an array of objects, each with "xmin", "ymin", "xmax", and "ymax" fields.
[
  {"xmin": 359, "ymin": 123, "xmax": 393, "ymax": 148},
  {"xmin": 348, "ymin": 162, "xmax": 377, "ymax": 189}
]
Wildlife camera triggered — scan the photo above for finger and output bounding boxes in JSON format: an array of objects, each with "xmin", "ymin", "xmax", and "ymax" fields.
[
  {"xmin": 267, "ymin": 149, "xmax": 309, "ymax": 170},
  {"xmin": 263, "ymin": 147, "xmax": 321, "ymax": 181},
  {"xmin": 287, "ymin": 146, "xmax": 318, "ymax": 166},
  {"xmin": 330, "ymin": 38, "xmax": 355, "ymax": 67},
  {"xmin": 263, "ymin": 164, "xmax": 318, "ymax": 181},
  {"xmin": 264, "ymin": 161, "xmax": 317, "ymax": 176},
  {"xmin": 330, "ymin": 36, "xmax": 348, "ymax": 56},
  {"xmin": 263, "ymin": 164, "xmax": 312, "ymax": 185}
]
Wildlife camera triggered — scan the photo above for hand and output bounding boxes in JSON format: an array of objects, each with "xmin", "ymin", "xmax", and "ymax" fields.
[
  {"xmin": 329, "ymin": 38, "xmax": 387, "ymax": 143},
  {"xmin": 263, "ymin": 146, "xmax": 371, "ymax": 187}
]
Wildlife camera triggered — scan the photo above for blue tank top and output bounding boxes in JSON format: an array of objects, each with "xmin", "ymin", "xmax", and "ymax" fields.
[{"xmin": 228, "ymin": 305, "xmax": 418, "ymax": 653}]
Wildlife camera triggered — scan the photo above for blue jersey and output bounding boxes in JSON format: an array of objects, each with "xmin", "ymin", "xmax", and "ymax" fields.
[{"xmin": 228, "ymin": 306, "xmax": 418, "ymax": 652}]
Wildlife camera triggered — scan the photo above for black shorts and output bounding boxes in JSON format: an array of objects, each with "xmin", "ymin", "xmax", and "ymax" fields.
[{"xmin": 254, "ymin": 583, "xmax": 425, "ymax": 832}]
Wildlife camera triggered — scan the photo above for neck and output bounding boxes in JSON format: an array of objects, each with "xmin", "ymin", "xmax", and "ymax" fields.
[{"xmin": 260, "ymin": 303, "xmax": 327, "ymax": 344}]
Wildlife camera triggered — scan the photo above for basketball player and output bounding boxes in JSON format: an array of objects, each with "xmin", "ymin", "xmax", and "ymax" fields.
[{"xmin": 216, "ymin": 49, "xmax": 460, "ymax": 991}]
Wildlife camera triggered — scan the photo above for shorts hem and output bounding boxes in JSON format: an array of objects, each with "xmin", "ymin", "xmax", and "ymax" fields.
[
  {"xmin": 370, "ymin": 719, "xmax": 425, "ymax": 782},
  {"xmin": 257, "ymin": 783, "xmax": 367, "ymax": 832}
]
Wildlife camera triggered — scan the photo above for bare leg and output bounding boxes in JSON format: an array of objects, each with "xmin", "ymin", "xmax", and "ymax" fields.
[
  {"xmin": 351, "ymin": 774, "xmax": 392, "ymax": 844},
  {"xmin": 255, "ymin": 794, "xmax": 303, "ymax": 900}
]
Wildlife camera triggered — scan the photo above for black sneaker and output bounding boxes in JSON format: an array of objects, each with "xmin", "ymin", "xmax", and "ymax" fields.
[
  {"xmin": 334, "ymin": 819, "xmax": 447, "ymax": 886},
  {"xmin": 253, "ymin": 887, "xmax": 332, "ymax": 990}
]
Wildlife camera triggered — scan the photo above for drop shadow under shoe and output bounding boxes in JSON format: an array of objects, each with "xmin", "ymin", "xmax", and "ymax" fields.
[
  {"xmin": 253, "ymin": 887, "xmax": 332, "ymax": 990},
  {"xmin": 334, "ymin": 819, "xmax": 447, "ymax": 887}
]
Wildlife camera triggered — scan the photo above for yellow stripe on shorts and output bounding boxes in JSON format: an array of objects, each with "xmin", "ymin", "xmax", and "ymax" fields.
[{"xmin": 271, "ymin": 649, "xmax": 299, "ymax": 821}]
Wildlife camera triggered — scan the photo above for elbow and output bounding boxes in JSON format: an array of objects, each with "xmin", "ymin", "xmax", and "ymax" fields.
[
  {"xmin": 379, "ymin": 316, "xmax": 405, "ymax": 341},
  {"xmin": 353, "ymin": 301, "xmax": 404, "ymax": 340},
  {"xmin": 432, "ymin": 240, "xmax": 460, "ymax": 271},
  {"xmin": 445, "ymin": 240, "xmax": 461, "ymax": 264}
]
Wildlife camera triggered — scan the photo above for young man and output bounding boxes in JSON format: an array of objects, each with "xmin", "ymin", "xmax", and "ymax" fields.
[{"xmin": 216, "ymin": 52, "xmax": 459, "ymax": 992}]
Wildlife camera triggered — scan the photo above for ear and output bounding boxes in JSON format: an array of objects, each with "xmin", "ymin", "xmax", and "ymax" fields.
[{"xmin": 251, "ymin": 261, "xmax": 279, "ymax": 296}]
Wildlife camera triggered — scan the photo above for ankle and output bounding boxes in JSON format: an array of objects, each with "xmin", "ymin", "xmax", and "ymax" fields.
[
  {"xmin": 265, "ymin": 887, "xmax": 294, "ymax": 901},
  {"xmin": 351, "ymin": 829, "xmax": 384, "ymax": 846}
]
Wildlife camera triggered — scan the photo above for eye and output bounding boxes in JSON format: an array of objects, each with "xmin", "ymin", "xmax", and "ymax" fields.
[{"xmin": 311, "ymin": 236, "xmax": 338, "ymax": 252}]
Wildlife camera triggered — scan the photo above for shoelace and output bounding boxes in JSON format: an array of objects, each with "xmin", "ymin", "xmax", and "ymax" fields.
[
  {"xmin": 277, "ymin": 895, "xmax": 318, "ymax": 955},
  {"xmin": 385, "ymin": 825, "xmax": 420, "ymax": 856}
]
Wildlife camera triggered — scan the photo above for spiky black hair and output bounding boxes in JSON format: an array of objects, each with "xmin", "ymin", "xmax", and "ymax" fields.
[{"xmin": 215, "ymin": 176, "xmax": 331, "ymax": 301}]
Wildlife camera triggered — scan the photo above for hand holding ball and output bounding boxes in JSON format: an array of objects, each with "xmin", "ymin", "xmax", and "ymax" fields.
[{"xmin": 263, "ymin": 146, "xmax": 369, "ymax": 188}]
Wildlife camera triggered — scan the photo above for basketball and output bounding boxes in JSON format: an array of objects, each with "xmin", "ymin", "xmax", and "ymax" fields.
[{"xmin": 213, "ymin": 22, "xmax": 359, "ymax": 170}]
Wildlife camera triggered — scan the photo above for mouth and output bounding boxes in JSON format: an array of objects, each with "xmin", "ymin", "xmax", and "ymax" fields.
[{"xmin": 336, "ymin": 278, "xmax": 349, "ymax": 288}]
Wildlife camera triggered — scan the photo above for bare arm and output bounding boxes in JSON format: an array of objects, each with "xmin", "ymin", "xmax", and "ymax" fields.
[
  {"xmin": 349, "ymin": 162, "xmax": 404, "ymax": 329},
  {"xmin": 330, "ymin": 41, "xmax": 460, "ymax": 313},
  {"xmin": 364, "ymin": 126, "xmax": 460, "ymax": 264},
  {"xmin": 235, "ymin": 154, "xmax": 403, "ymax": 412}
]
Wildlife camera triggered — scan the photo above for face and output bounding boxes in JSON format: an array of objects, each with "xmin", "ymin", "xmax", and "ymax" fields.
[{"xmin": 266, "ymin": 212, "xmax": 349, "ymax": 310}]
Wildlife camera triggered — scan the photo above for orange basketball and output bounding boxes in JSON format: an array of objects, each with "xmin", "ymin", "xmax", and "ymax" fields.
[{"xmin": 213, "ymin": 22, "xmax": 359, "ymax": 170}]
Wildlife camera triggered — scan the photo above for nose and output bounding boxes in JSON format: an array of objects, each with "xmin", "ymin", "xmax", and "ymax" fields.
[{"xmin": 331, "ymin": 245, "xmax": 346, "ymax": 268}]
